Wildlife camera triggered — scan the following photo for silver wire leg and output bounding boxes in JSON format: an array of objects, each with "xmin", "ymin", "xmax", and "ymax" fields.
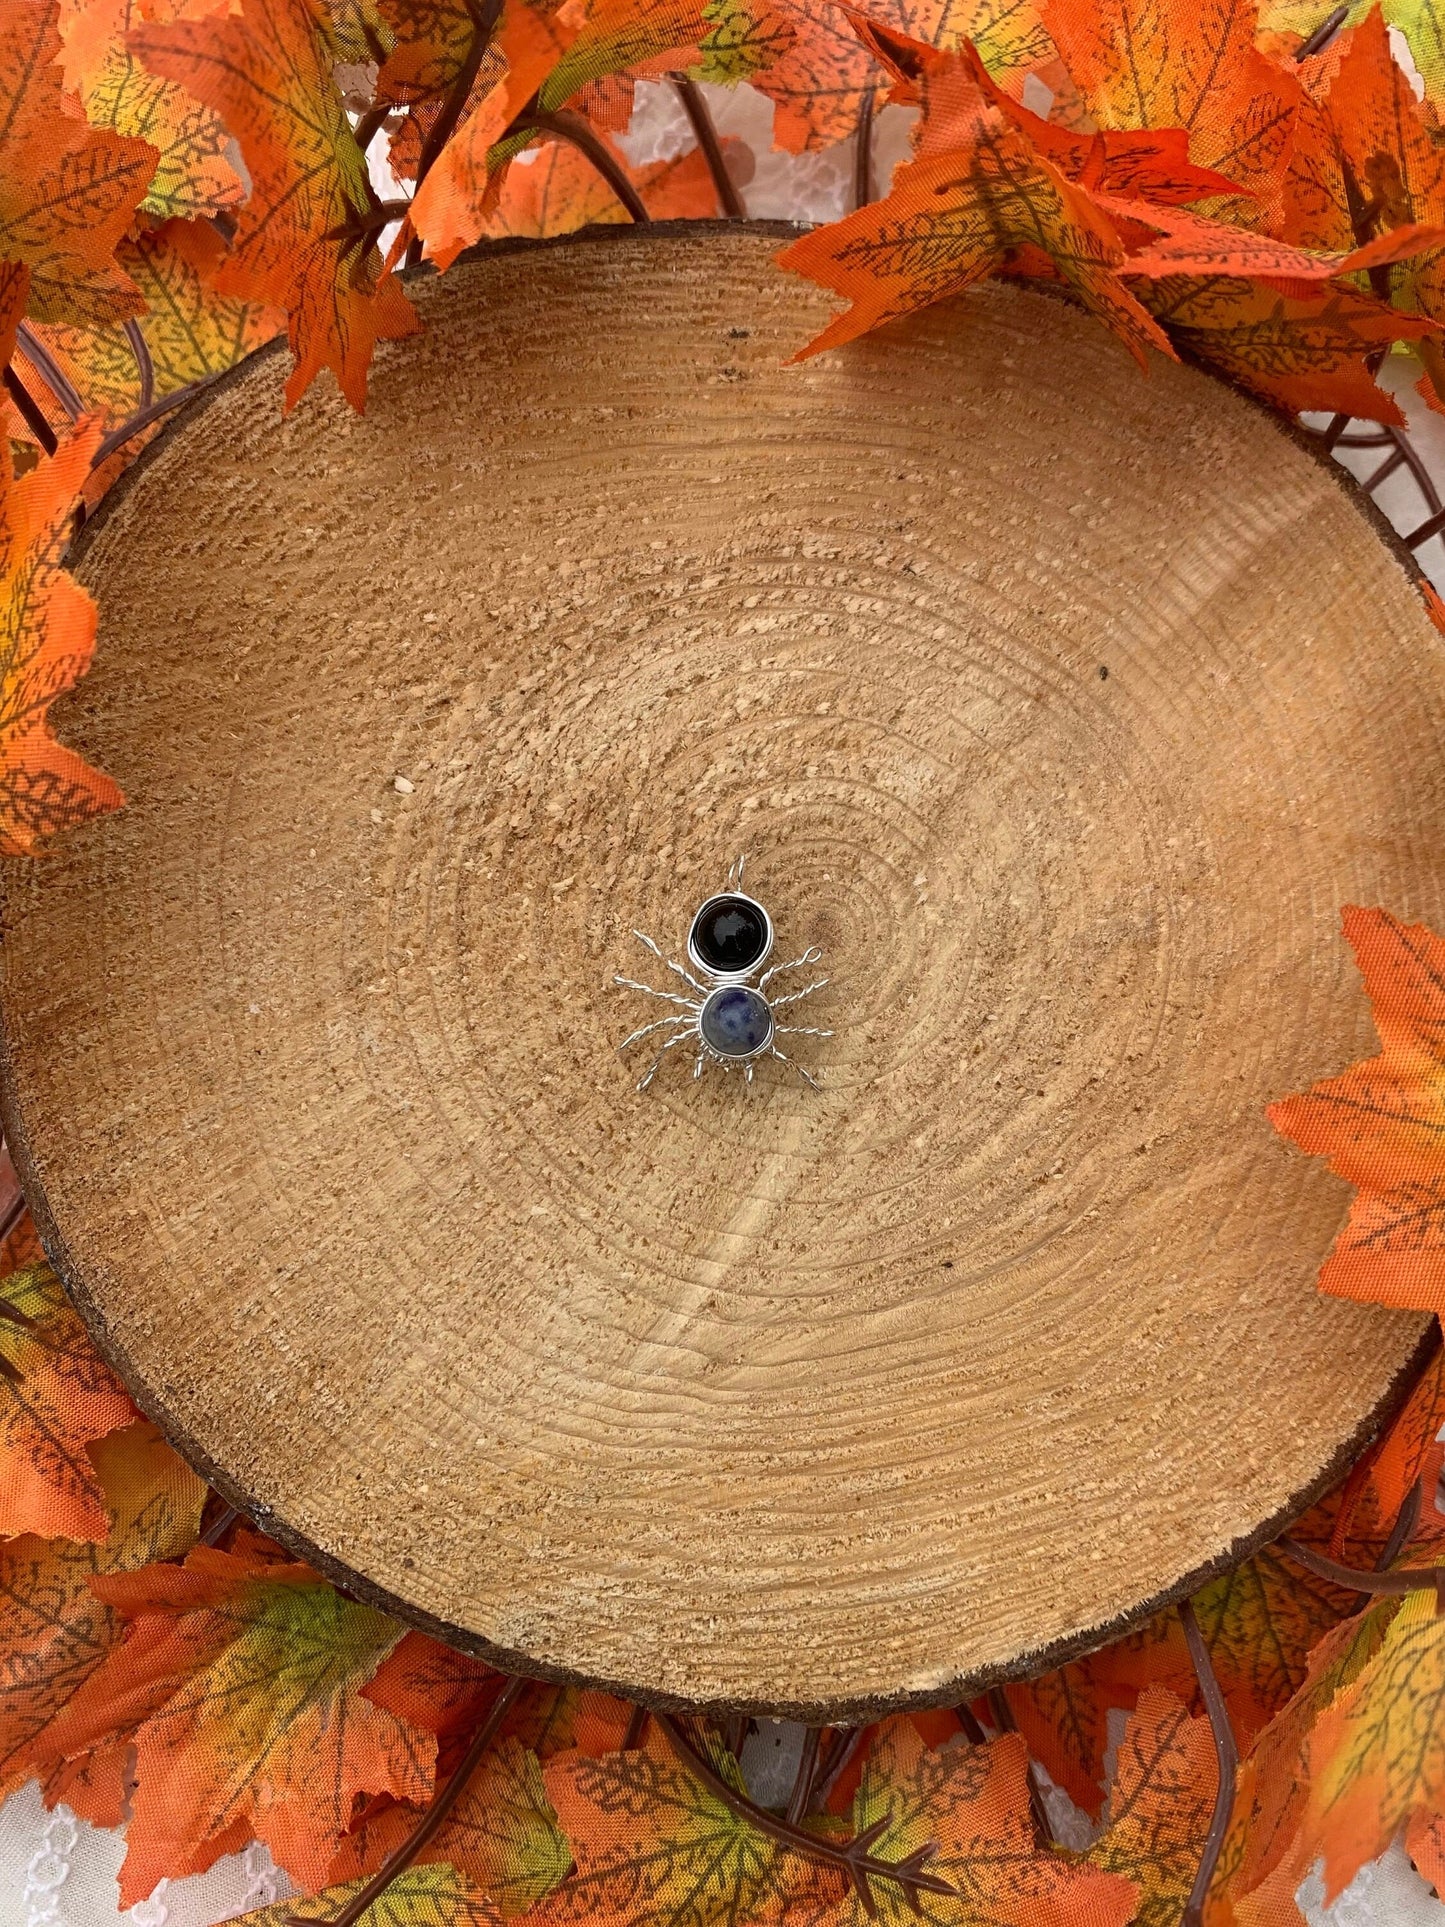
[
  {"xmin": 770, "ymin": 978, "xmax": 828, "ymax": 1011},
  {"xmin": 770, "ymin": 1045, "xmax": 821, "ymax": 1090},
  {"xmin": 613, "ymin": 974, "xmax": 697, "ymax": 1010},
  {"xmin": 638, "ymin": 1028, "xmax": 696, "ymax": 1091},
  {"xmin": 758, "ymin": 947, "xmax": 823, "ymax": 992},
  {"xmin": 617, "ymin": 1012, "xmax": 694, "ymax": 1052}
]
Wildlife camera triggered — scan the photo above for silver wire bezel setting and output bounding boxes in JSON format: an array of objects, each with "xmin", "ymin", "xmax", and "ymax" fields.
[{"xmin": 686, "ymin": 892, "xmax": 774, "ymax": 982}]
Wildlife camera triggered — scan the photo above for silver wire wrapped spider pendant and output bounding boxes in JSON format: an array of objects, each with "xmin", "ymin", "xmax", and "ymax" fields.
[{"xmin": 614, "ymin": 859, "xmax": 832, "ymax": 1091}]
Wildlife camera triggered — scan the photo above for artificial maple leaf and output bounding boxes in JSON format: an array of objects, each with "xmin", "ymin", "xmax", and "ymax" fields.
[
  {"xmin": 1106, "ymin": 193, "xmax": 1445, "ymax": 281},
  {"xmin": 1291, "ymin": 1584, "xmax": 1445, "ymax": 1900},
  {"xmin": 328, "ymin": 0, "xmax": 394, "ymax": 62},
  {"xmin": 756, "ymin": 0, "xmax": 1060, "ymax": 154},
  {"xmin": 483, "ymin": 134, "xmax": 727, "ymax": 234},
  {"xmin": 535, "ymin": 1725, "xmax": 818, "ymax": 1927},
  {"xmin": 1086, "ymin": 1552, "xmax": 1360, "ymax": 1752},
  {"xmin": 364, "ymin": 1628, "xmax": 503, "ymax": 1741},
  {"xmin": 1331, "ymin": 1347, "xmax": 1445, "ymax": 1561},
  {"xmin": 134, "ymin": 0, "xmax": 420, "ymax": 410},
  {"xmin": 0, "ymin": 418, "xmax": 126, "ymax": 854},
  {"xmin": 1390, "ymin": 0, "xmax": 1445, "ymax": 98},
  {"xmin": 1278, "ymin": 82, "xmax": 1356, "ymax": 254},
  {"xmin": 246, "ymin": 1862, "xmax": 502, "ymax": 1926},
  {"xmin": 29, "ymin": 218, "xmax": 284, "ymax": 432},
  {"xmin": 1135, "ymin": 274, "xmax": 1426, "ymax": 419},
  {"xmin": 503, "ymin": 1683, "xmax": 633, "ymax": 1761},
  {"xmin": 377, "ymin": 0, "xmax": 501, "ymax": 106},
  {"xmin": 406, "ymin": 0, "xmax": 586, "ymax": 268},
  {"xmin": 0, "ymin": 1420, "xmax": 205, "ymax": 1798},
  {"xmin": 0, "ymin": 0, "xmax": 155, "ymax": 326},
  {"xmin": 1003, "ymin": 1662, "xmax": 1113, "ymax": 1818},
  {"xmin": 693, "ymin": 0, "xmax": 795, "ymax": 85},
  {"xmin": 1259, "ymin": 0, "xmax": 1445, "ymax": 107},
  {"xmin": 1040, "ymin": 0, "xmax": 1302, "ymax": 218},
  {"xmin": 778, "ymin": 42, "xmax": 1171, "ymax": 364},
  {"xmin": 814, "ymin": 1718, "xmax": 1137, "ymax": 1927},
  {"xmin": 1086, "ymin": 1686, "xmax": 1217, "ymax": 1927},
  {"xmin": 331, "ymin": 1735, "xmax": 572, "ymax": 1914},
  {"xmin": 1223, "ymin": 1600, "xmax": 1399, "ymax": 1912},
  {"xmin": 1407, "ymin": 1807, "xmax": 1445, "ymax": 1897},
  {"xmin": 57, "ymin": 0, "xmax": 242, "ymax": 220},
  {"xmin": 535, "ymin": 0, "xmax": 709, "ymax": 114},
  {"xmin": 1269, "ymin": 907, "xmax": 1445, "ymax": 1312},
  {"xmin": 1322, "ymin": 6, "xmax": 1445, "ymax": 406},
  {"xmin": 30, "ymin": 1542, "xmax": 436, "ymax": 1905},
  {"xmin": 0, "ymin": 1260, "xmax": 135, "ymax": 1541}
]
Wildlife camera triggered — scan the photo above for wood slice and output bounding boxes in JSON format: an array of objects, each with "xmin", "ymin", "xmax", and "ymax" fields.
[{"xmin": 2, "ymin": 224, "xmax": 1440, "ymax": 1717}]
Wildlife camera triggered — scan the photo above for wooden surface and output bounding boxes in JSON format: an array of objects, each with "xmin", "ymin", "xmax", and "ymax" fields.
[{"xmin": 2, "ymin": 224, "xmax": 1440, "ymax": 1716}]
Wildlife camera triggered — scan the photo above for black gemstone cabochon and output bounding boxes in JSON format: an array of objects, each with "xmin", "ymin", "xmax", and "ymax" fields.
[{"xmin": 691, "ymin": 895, "xmax": 768, "ymax": 973}]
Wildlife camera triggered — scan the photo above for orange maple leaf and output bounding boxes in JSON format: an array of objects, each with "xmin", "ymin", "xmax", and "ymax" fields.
[
  {"xmin": 535, "ymin": 1725, "xmax": 830, "ymax": 1927},
  {"xmin": 30, "ymin": 1542, "xmax": 436, "ymax": 1905},
  {"xmin": 26, "ymin": 218, "xmax": 284, "ymax": 437},
  {"xmin": 1298, "ymin": 1585, "xmax": 1445, "ymax": 1902},
  {"xmin": 0, "ymin": 425, "xmax": 125, "ymax": 855},
  {"xmin": 57, "ymin": 0, "xmax": 243, "ymax": 221},
  {"xmin": 0, "ymin": 1261, "xmax": 135, "ymax": 1541},
  {"xmin": 1002, "ymin": 1663, "xmax": 1115, "ymax": 1819},
  {"xmin": 330, "ymin": 1733, "xmax": 571, "ymax": 1913},
  {"xmin": 483, "ymin": 133, "xmax": 728, "ymax": 234},
  {"xmin": 502, "ymin": 1684, "xmax": 633, "ymax": 1760},
  {"xmin": 1134, "ymin": 273, "xmax": 1427, "ymax": 421},
  {"xmin": 406, "ymin": 0, "xmax": 586, "ymax": 269},
  {"xmin": 1330, "ymin": 1346, "xmax": 1445, "ymax": 1561},
  {"xmin": 1326, "ymin": 6, "xmax": 1445, "ymax": 408},
  {"xmin": 1086, "ymin": 1685, "xmax": 1218, "ymax": 1924},
  {"xmin": 1269, "ymin": 906, "xmax": 1445, "ymax": 1313},
  {"xmin": 134, "ymin": 0, "xmax": 420, "ymax": 410},
  {"xmin": 807, "ymin": 1717, "xmax": 1136, "ymax": 1927},
  {"xmin": 777, "ymin": 39, "xmax": 1171, "ymax": 364},
  {"xmin": 755, "ymin": 0, "xmax": 1060, "ymax": 154},
  {"xmin": 377, "ymin": 0, "xmax": 497, "ymax": 107},
  {"xmin": 0, "ymin": 0, "xmax": 155, "ymax": 327},
  {"xmin": 253, "ymin": 1863, "xmax": 503, "ymax": 1926},
  {"xmin": 1039, "ymin": 0, "xmax": 1302, "ymax": 218},
  {"xmin": 1222, "ymin": 1600, "xmax": 1398, "ymax": 1917},
  {"xmin": 0, "ymin": 1420, "xmax": 205, "ymax": 1802}
]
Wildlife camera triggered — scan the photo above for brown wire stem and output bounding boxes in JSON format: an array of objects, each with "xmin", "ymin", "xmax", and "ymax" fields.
[
  {"xmin": 987, "ymin": 1687, "xmax": 1052, "ymax": 1845},
  {"xmin": 670, "ymin": 76, "xmax": 745, "ymax": 218},
  {"xmin": 16, "ymin": 324, "xmax": 83, "ymax": 419},
  {"xmin": 354, "ymin": 103, "xmax": 394, "ymax": 154},
  {"xmin": 4, "ymin": 365, "xmax": 57, "ymax": 455},
  {"xmin": 91, "ymin": 381, "xmax": 213, "ymax": 469},
  {"xmin": 289, "ymin": 1674, "xmax": 525, "ymax": 1927},
  {"xmin": 123, "ymin": 320, "xmax": 154, "ymax": 411},
  {"xmin": 655, "ymin": 1713, "xmax": 956, "ymax": 1917},
  {"xmin": 1179, "ymin": 1599, "xmax": 1238, "ymax": 1927},
  {"xmin": 1378, "ymin": 1477, "xmax": 1425, "ymax": 1572},
  {"xmin": 622, "ymin": 1702, "xmax": 649, "ymax": 1750},
  {"xmin": 854, "ymin": 82, "xmax": 878, "ymax": 211},
  {"xmin": 1295, "ymin": 3, "xmax": 1350, "ymax": 61},
  {"xmin": 515, "ymin": 112, "xmax": 651, "ymax": 222},
  {"xmin": 1280, "ymin": 1534, "xmax": 1445, "ymax": 1605},
  {"xmin": 809, "ymin": 1724, "xmax": 863, "ymax": 1813},
  {"xmin": 785, "ymin": 1725, "xmax": 822, "ymax": 1825},
  {"xmin": 199, "ymin": 1503, "xmax": 240, "ymax": 1548},
  {"xmin": 414, "ymin": 0, "xmax": 505, "ymax": 192}
]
